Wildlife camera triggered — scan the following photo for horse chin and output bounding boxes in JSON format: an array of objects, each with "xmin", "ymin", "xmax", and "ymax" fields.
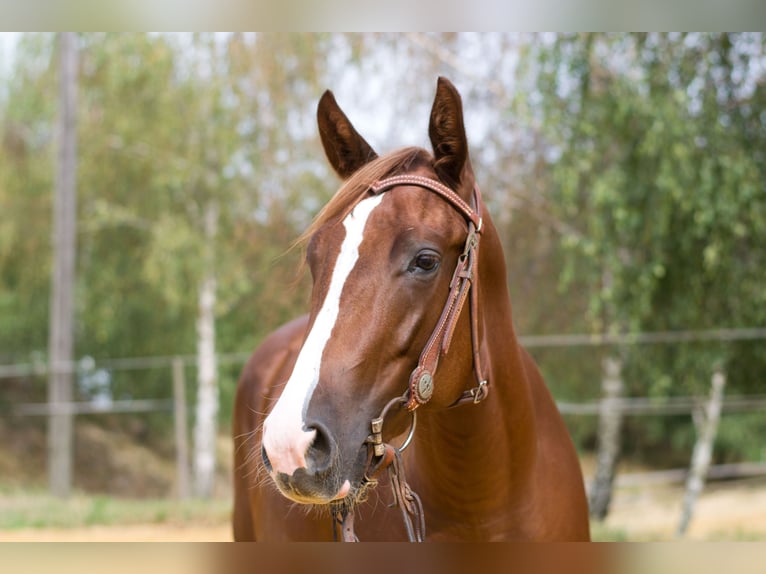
[
  {"xmin": 269, "ymin": 473, "xmax": 348, "ymax": 504},
  {"xmin": 327, "ymin": 477, "xmax": 377, "ymax": 516}
]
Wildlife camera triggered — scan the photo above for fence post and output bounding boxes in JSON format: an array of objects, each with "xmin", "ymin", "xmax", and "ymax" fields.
[
  {"xmin": 173, "ymin": 357, "xmax": 190, "ymax": 500},
  {"xmin": 589, "ymin": 356, "xmax": 624, "ymax": 520},
  {"xmin": 676, "ymin": 367, "xmax": 726, "ymax": 538}
]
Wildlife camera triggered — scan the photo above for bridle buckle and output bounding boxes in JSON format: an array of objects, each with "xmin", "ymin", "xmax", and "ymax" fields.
[{"xmin": 471, "ymin": 380, "xmax": 488, "ymax": 404}]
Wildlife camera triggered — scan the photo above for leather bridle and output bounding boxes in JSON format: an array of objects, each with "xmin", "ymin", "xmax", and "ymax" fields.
[
  {"xmin": 333, "ymin": 174, "xmax": 490, "ymax": 542},
  {"xmin": 369, "ymin": 174, "xmax": 489, "ymax": 411}
]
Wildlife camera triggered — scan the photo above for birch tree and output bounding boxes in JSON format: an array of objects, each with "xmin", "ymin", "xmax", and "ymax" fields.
[
  {"xmin": 48, "ymin": 32, "xmax": 78, "ymax": 497},
  {"xmin": 529, "ymin": 32, "xmax": 766, "ymax": 457}
]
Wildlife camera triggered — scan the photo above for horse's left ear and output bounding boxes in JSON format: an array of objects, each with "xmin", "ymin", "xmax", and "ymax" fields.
[{"xmin": 428, "ymin": 77, "xmax": 475, "ymax": 196}]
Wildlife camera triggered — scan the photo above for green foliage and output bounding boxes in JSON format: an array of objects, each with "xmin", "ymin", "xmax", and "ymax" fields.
[
  {"xmin": 590, "ymin": 521, "xmax": 629, "ymax": 542},
  {"xmin": 1, "ymin": 33, "xmax": 764, "ymax": 470},
  {"xmin": 0, "ymin": 34, "xmax": 56, "ymax": 358},
  {"xmin": 0, "ymin": 32, "xmax": 342, "ymax": 446},
  {"xmin": 525, "ymin": 33, "xmax": 766, "ymax": 461},
  {"xmin": 1, "ymin": 33, "xmax": 334, "ymax": 362}
]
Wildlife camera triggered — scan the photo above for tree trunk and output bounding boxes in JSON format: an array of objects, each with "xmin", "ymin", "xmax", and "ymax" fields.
[
  {"xmin": 588, "ymin": 356, "xmax": 624, "ymax": 520},
  {"xmin": 173, "ymin": 357, "xmax": 191, "ymax": 499},
  {"xmin": 48, "ymin": 32, "xmax": 78, "ymax": 498},
  {"xmin": 193, "ymin": 202, "xmax": 219, "ymax": 498},
  {"xmin": 676, "ymin": 368, "xmax": 726, "ymax": 538}
]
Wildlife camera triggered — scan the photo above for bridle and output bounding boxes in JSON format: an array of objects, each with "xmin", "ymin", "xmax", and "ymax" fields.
[
  {"xmin": 332, "ymin": 173, "xmax": 490, "ymax": 542},
  {"xmin": 369, "ymin": 175, "xmax": 488, "ymax": 411}
]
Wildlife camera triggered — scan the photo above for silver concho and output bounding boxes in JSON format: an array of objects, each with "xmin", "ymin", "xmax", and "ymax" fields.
[{"xmin": 416, "ymin": 371, "xmax": 434, "ymax": 402}]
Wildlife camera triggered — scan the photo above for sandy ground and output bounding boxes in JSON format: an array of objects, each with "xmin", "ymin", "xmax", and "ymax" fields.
[
  {"xmin": 603, "ymin": 476, "xmax": 766, "ymax": 540},
  {"xmin": 2, "ymin": 478, "xmax": 766, "ymax": 541},
  {"xmin": 0, "ymin": 523, "xmax": 231, "ymax": 542}
]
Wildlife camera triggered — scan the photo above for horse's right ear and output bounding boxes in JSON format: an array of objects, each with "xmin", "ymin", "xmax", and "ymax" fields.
[{"xmin": 317, "ymin": 90, "xmax": 378, "ymax": 180}]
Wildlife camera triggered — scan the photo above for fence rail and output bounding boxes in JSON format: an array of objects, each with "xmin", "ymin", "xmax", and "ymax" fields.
[
  {"xmin": 0, "ymin": 352, "xmax": 252, "ymax": 380},
  {"xmin": 609, "ymin": 462, "xmax": 766, "ymax": 488},
  {"xmin": 9, "ymin": 395, "xmax": 766, "ymax": 418},
  {"xmin": 2, "ymin": 326, "xmax": 766, "ymax": 380},
  {"xmin": 521, "ymin": 326, "xmax": 766, "ymax": 348},
  {"xmin": 12, "ymin": 398, "xmax": 174, "ymax": 416},
  {"xmin": 558, "ymin": 394, "xmax": 766, "ymax": 416}
]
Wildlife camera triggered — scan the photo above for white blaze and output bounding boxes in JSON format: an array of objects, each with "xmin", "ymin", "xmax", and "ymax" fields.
[{"xmin": 262, "ymin": 194, "xmax": 385, "ymax": 476}]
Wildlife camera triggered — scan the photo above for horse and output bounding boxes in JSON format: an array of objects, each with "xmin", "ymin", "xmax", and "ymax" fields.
[{"xmin": 232, "ymin": 77, "xmax": 590, "ymax": 541}]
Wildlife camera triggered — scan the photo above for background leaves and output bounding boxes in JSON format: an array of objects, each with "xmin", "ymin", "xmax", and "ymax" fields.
[{"xmin": 1, "ymin": 32, "xmax": 764, "ymax": 464}]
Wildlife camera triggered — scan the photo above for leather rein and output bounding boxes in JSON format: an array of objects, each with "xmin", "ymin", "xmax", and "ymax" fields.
[{"xmin": 333, "ymin": 174, "xmax": 490, "ymax": 542}]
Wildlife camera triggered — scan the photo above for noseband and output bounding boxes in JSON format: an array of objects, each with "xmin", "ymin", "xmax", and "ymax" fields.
[{"xmin": 333, "ymin": 174, "xmax": 490, "ymax": 542}]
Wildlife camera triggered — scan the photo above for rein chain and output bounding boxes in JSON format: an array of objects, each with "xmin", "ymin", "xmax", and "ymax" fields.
[{"xmin": 333, "ymin": 174, "xmax": 489, "ymax": 543}]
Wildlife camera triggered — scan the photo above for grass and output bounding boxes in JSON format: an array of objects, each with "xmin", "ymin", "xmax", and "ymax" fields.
[
  {"xmin": 0, "ymin": 488, "xmax": 231, "ymax": 530},
  {"xmin": 590, "ymin": 521, "xmax": 629, "ymax": 542},
  {"xmin": 704, "ymin": 527, "xmax": 766, "ymax": 541}
]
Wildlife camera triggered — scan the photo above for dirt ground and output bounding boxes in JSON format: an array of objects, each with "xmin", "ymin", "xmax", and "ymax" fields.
[
  {"xmin": 2, "ymin": 476, "xmax": 766, "ymax": 541},
  {"xmin": 0, "ymin": 523, "xmax": 231, "ymax": 542},
  {"xmin": 603, "ymin": 476, "xmax": 766, "ymax": 540}
]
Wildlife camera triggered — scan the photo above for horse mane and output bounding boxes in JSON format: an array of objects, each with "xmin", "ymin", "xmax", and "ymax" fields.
[{"xmin": 295, "ymin": 147, "xmax": 434, "ymax": 248}]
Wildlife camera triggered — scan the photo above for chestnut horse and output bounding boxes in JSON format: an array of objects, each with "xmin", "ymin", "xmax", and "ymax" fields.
[{"xmin": 233, "ymin": 77, "xmax": 590, "ymax": 541}]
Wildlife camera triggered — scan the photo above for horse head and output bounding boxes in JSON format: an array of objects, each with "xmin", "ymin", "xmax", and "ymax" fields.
[{"xmin": 260, "ymin": 78, "xmax": 486, "ymax": 511}]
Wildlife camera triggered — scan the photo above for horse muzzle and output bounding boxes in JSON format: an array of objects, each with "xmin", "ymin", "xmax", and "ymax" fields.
[{"xmin": 261, "ymin": 420, "xmax": 352, "ymax": 504}]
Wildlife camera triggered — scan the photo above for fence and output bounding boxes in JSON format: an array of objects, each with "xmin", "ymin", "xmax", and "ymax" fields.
[
  {"xmin": 0, "ymin": 353, "xmax": 250, "ymax": 500},
  {"xmin": 1, "ymin": 326, "xmax": 765, "ymax": 535}
]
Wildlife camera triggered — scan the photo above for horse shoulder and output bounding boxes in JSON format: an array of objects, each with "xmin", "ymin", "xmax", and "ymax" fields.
[{"xmin": 232, "ymin": 314, "xmax": 309, "ymax": 541}]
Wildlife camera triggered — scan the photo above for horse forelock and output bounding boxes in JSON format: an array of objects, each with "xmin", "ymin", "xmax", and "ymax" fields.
[{"xmin": 295, "ymin": 147, "xmax": 434, "ymax": 249}]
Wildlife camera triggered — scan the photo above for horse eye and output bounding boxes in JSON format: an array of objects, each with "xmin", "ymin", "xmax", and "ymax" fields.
[{"xmin": 409, "ymin": 251, "xmax": 440, "ymax": 274}]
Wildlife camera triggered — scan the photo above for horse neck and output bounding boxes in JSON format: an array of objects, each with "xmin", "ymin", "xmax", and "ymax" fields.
[{"xmin": 411, "ymin": 213, "xmax": 539, "ymax": 519}]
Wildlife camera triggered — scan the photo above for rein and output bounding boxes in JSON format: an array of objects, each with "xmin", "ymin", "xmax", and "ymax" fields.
[{"xmin": 333, "ymin": 174, "xmax": 490, "ymax": 542}]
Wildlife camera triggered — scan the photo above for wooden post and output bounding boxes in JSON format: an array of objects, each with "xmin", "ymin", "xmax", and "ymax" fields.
[
  {"xmin": 589, "ymin": 357, "xmax": 624, "ymax": 520},
  {"xmin": 173, "ymin": 357, "xmax": 190, "ymax": 499},
  {"xmin": 676, "ymin": 368, "xmax": 726, "ymax": 538},
  {"xmin": 47, "ymin": 32, "xmax": 78, "ymax": 498}
]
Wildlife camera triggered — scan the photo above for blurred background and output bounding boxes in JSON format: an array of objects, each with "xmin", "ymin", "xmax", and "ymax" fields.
[{"xmin": 0, "ymin": 32, "xmax": 765, "ymax": 541}]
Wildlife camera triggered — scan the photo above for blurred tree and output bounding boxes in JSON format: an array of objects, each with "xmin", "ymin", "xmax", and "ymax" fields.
[
  {"xmin": 2, "ymin": 33, "xmax": 765, "ymax": 483},
  {"xmin": 1, "ymin": 32, "xmax": 361, "ymax": 493},
  {"xmin": 76, "ymin": 33, "xmax": 339, "ymax": 496},
  {"xmin": 47, "ymin": 31, "xmax": 79, "ymax": 498},
  {"xmin": 0, "ymin": 33, "xmax": 56, "ymax": 359},
  {"xmin": 527, "ymin": 33, "xmax": 766, "ymax": 461}
]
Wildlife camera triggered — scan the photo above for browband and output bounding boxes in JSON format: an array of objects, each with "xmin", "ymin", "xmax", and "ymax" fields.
[{"xmin": 370, "ymin": 175, "xmax": 482, "ymax": 232}]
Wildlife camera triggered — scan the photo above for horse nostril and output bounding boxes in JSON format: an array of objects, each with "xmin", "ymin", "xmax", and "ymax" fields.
[
  {"xmin": 304, "ymin": 421, "xmax": 336, "ymax": 474},
  {"xmin": 261, "ymin": 444, "xmax": 273, "ymax": 472}
]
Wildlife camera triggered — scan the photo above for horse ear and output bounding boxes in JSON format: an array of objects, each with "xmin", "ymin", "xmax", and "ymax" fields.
[
  {"xmin": 428, "ymin": 77, "xmax": 474, "ymax": 194},
  {"xmin": 317, "ymin": 90, "xmax": 378, "ymax": 180}
]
